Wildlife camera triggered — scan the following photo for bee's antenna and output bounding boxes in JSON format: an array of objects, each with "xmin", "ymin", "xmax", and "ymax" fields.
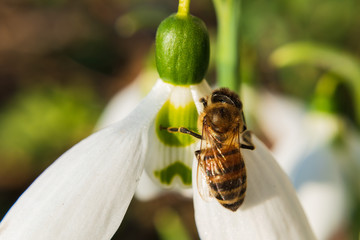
[{"xmin": 200, "ymin": 97, "xmax": 207, "ymax": 108}]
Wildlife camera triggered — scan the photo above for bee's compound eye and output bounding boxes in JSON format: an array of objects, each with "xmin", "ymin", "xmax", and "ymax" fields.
[
  {"xmin": 211, "ymin": 90, "xmax": 243, "ymax": 110},
  {"xmin": 211, "ymin": 94, "xmax": 234, "ymax": 105}
]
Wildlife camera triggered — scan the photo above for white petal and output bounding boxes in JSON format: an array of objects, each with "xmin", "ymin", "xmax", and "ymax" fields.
[
  {"xmin": 144, "ymin": 80, "xmax": 212, "ymax": 189},
  {"xmin": 93, "ymin": 74, "xmax": 165, "ymax": 201},
  {"xmin": 0, "ymin": 80, "xmax": 172, "ymax": 240},
  {"xmin": 193, "ymin": 136, "xmax": 316, "ymax": 240}
]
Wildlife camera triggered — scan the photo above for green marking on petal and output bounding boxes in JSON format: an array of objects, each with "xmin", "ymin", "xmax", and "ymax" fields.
[
  {"xmin": 155, "ymin": 100, "xmax": 198, "ymax": 146},
  {"xmin": 154, "ymin": 161, "xmax": 192, "ymax": 186}
]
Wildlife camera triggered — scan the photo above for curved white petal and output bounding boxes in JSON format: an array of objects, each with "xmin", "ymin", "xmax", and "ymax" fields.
[
  {"xmin": 193, "ymin": 136, "xmax": 316, "ymax": 240},
  {"xmin": 93, "ymin": 75, "xmax": 165, "ymax": 201},
  {"xmin": 0, "ymin": 80, "xmax": 172, "ymax": 240}
]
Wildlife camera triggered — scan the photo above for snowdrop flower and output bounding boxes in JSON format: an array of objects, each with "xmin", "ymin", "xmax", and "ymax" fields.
[{"xmin": 0, "ymin": 5, "xmax": 315, "ymax": 240}]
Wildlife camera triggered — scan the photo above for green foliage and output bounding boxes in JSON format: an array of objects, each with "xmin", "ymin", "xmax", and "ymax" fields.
[
  {"xmin": 239, "ymin": 0, "xmax": 360, "ymax": 101},
  {"xmin": 0, "ymin": 85, "xmax": 101, "ymax": 187},
  {"xmin": 212, "ymin": 0, "xmax": 241, "ymax": 91},
  {"xmin": 65, "ymin": 36, "xmax": 119, "ymax": 75},
  {"xmin": 154, "ymin": 208, "xmax": 192, "ymax": 240}
]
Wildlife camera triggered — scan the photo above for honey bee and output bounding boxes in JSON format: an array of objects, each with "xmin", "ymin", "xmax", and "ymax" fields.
[{"xmin": 162, "ymin": 88, "xmax": 255, "ymax": 211}]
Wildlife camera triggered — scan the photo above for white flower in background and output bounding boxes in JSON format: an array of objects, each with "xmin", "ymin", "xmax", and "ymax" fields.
[
  {"xmin": 253, "ymin": 90, "xmax": 347, "ymax": 240},
  {"xmin": 0, "ymin": 77, "xmax": 316, "ymax": 239}
]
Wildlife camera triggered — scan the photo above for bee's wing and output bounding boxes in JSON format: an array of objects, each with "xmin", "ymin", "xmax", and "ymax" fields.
[
  {"xmin": 196, "ymin": 122, "xmax": 215, "ymax": 201},
  {"xmin": 198, "ymin": 123, "xmax": 245, "ymax": 202},
  {"xmin": 196, "ymin": 159, "xmax": 213, "ymax": 202}
]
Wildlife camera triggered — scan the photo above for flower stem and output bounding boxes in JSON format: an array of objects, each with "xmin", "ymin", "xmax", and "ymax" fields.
[
  {"xmin": 213, "ymin": 0, "xmax": 241, "ymax": 91},
  {"xmin": 177, "ymin": 0, "xmax": 191, "ymax": 17}
]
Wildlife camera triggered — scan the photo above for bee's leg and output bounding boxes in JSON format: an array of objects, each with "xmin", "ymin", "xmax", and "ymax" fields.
[
  {"xmin": 241, "ymin": 144, "xmax": 254, "ymax": 150},
  {"xmin": 160, "ymin": 126, "xmax": 202, "ymax": 139},
  {"xmin": 241, "ymin": 112, "xmax": 247, "ymax": 133},
  {"xmin": 240, "ymin": 130, "xmax": 255, "ymax": 150},
  {"xmin": 200, "ymin": 97, "xmax": 207, "ymax": 108}
]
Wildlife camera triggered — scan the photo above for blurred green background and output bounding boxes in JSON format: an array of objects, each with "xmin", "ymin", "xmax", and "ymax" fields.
[{"xmin": 0, "ymin": 0, "xmax": 359, "ymax": 239}]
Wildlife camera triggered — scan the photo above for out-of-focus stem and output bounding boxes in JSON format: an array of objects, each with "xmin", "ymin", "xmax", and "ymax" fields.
[{"xmin": 213, "ymin": 0, "xmax": 241, "ymax": 91}]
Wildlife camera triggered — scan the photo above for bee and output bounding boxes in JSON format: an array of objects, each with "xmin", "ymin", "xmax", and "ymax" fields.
[{"xmin": 162, "ymin": 88, "xmax": 255, "ymax": 211}]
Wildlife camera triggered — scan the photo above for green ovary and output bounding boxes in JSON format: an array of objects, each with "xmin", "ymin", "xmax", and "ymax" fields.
[
  {"xmin": 155, "ymin": 100, "xmax": 198, "ymax": 146},
  {"xmin": 154, "ymin": 161, "xmax": 192, "ymax": 186}
]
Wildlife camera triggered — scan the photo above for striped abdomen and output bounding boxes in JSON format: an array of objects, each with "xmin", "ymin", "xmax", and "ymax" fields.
[{"xmin": 204, "ymin": 146, "xmax": 246, "ymax": 211}]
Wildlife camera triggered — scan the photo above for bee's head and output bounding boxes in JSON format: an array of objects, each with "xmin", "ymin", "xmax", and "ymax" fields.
[
  {"xmin": 206, "ymin": 88, "xmax": 245, "ymax": 133},
  {"xmin": 206, "ymin": 105, "xmax": 242, "ymax": 133}
]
